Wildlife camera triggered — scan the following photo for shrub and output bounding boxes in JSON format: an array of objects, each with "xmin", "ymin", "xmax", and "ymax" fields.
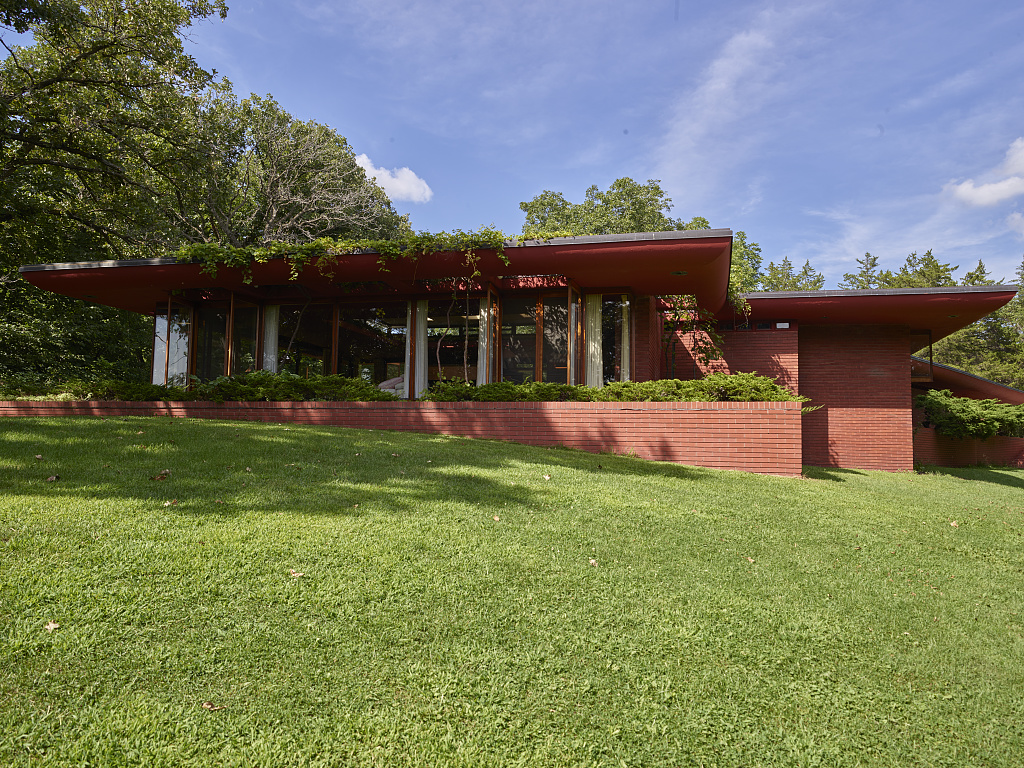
[
  {"xmin": 915, "ymin": 389, "xmax": 1024, "ymax": 440},
  {"xmin": 419, "ymin": 373, "xmax": 806, "ymax": 404}
]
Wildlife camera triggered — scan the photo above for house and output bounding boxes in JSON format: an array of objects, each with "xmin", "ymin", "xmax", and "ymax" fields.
[{"xmin": 18, "ymin": 229, "xmax": 1022, "ymax": 472}]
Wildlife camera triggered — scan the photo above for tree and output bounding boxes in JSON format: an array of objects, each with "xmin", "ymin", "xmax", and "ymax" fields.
[
  {"xmin": 174, "ymin": 94, "xmax": 409, "ymax": 248},
  {"xmin": 876, "ymin": 250, "xmax": 957, "ymax": 288},
  {"xmin": 519, "ymin": 178, "xmax": 705, "ymax": 236},
  {"xmin": 0, "ymin": 0, "xmax": 230, "ymax": 266},
  {"xmin": 838, "ymin": 252, "xmax": 880, "ymax": 289},
  {"xmin": 758, "ymin": 256, "xmax": 825, "ymax": 291}
]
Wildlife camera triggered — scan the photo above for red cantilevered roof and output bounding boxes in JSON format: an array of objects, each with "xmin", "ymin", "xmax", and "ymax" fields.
[
  {"xmin": 723, "ymin": 286, "xmax": 1020, "ymax": 344},
  {"xmin": 19, "ymin": 230, "xmax": 734, "ymax": 314}
]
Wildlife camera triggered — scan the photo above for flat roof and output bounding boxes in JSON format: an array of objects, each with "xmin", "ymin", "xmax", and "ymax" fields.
[
  {"xmin": 726, "ymin": 285, "xmax": 1020, "ymax": 343},
  {"xmin": 20, "ymin": 230, "xmax": 735, "ymax": 314}
]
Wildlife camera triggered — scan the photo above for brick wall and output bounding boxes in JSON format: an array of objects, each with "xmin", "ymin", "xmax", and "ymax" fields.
[
  {"xmin": 0, "ymin": 399, "xmax": 804, "ymax": 476},
  {"xmin": 798, "ymin": 324, "xmax": 914, "ymax": 471},
  {"xmin": 668, "ymin": 327, "xmax": 799, "ymax": 392},
  {"xmin": 914, "ymin": 425, "xmax": 1024, "ymax": 468}
]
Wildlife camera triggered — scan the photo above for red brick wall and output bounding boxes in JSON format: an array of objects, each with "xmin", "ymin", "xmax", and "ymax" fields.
[
  {"xmin": 0, "ymin": 399, "xmax": 804, "ymax": 476},
  {"xmin": 668, "ymin": 327, "xmax": 799, "ymax": 393},
  {"xmin": 914, "ymin": 425, "xmax": 1024, "ymax": 468},
  {"xmin": 798, "ymin": 324, "xmax": 914, "ymax": 471}
]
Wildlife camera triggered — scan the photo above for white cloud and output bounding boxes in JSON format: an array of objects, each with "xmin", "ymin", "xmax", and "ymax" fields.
[
  {"xmin": 653, "ymin": 2, "xmax": 829, "ymax": 213},
  {"xmin": 1007, "ymin": 211, "xmax": 1024, "ymax": 236},
  {"xmin": 946, "ymin": 137, "xmax": 1024, "ymax": 206},
  {"xmin": 355, "ymin": 154, "xmax": 433, "ymax": 204}
]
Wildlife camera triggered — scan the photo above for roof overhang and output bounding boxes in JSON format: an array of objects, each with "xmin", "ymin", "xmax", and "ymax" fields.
[
  {"xmin": 725, "ymin": 286, "xmax": 1020, "ymax": 343},
  {"xmin": 19, "ymin": 229, "xmax": 734, "ymax": 314}
]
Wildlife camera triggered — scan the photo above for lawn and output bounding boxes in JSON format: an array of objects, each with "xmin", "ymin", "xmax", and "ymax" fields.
[{"xmin": 1, "ymin": 416, "xmax": 1023, "ymax": 767}]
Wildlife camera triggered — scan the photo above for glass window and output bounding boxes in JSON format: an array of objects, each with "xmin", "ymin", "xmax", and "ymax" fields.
[
  {"xmin": 501, "ymin": 295, "xmax": 537, "ymax": 383},
  {"xmin": 230, "ymin": 304, "xmax": 259, "ymax": 375},
  {"xmin": 601, "ymin": 295, "xmax": 630, "ymax": 385},
  {"xmin": 278, "ymin": 304, "xmax": 332, "ymax": 377},
  {"xmin": 426, "ymin": 297, "xmax": 479, "ymax": 384},
  {"xmin": 541, "ymin": 295, "xmax": 569, "ymax": 383},
  {"xmin": 194, "ymin": 305, "xmax": 227, "ymax": 381},
  {"xmin": 152, "ymin": 303, "xmax": 191, "ymax": 386},
  {"xmin": 337, "ymin": 302, "xmax": 408, "ymax": 387}
]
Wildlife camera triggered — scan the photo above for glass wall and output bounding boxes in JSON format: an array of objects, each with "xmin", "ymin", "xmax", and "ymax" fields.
[
  {"xmin": 500, "ymin": 295, "xmax": 537, "ymax": 383},
  {"xmin": 230, "ymin": 303, "xmax": 260, "ymax": 375},
  {"xmin": 541, "ymin": 295, "xmax": 569, "ymax": 383},
  {"xmin": 337, "ymin": 302, "xmax": 408, "ymax": 388},
  {"xmin": 277, "ymin": 304, "xmax": 333, "ymax": 377},
  {"xmin": 601, "ymin": 294, "xmax": 630, "ymax": 384},
  {"xmin": 426, "ymin": 297, "xmax": 479, "ymax": 384},
  {"xmin": 151, "ymin": 303, "xmax": 190, "ymax": 386},
  {"xmin": 194, "ymin": 305, "xmax": 228, "ymax": 382}
]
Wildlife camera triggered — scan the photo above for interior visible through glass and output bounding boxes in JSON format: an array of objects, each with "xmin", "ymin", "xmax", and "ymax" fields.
[
  {"xmin": 278, "ymin": 304, "xmax": 332, "ymax": 377},
  {"xmin": 337, "ymin": 302, "xmax": 407, "ymax": 388},
  {"xmin": 500, "ymin": 295, "xmax": 537, "ymax": 383},
  {"xmin": 426, "ymin": 296, "xmax": 479, "ymax": 384}
]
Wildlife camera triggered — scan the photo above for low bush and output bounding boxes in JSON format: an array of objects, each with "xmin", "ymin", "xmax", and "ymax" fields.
[
  {"xmin": 0, "ymin": 372, "xmax": 398, "ymax": 403},
  {"xmin": 915, "ymin": 388, "xmax": 1024, "ymax": 439},
  {"xmin": 419, "ymin": 372, "xmax": 806, "ymax": 403}
]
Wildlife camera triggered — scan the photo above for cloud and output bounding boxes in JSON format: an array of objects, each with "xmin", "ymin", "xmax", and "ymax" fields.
[
  {"xmin": 653, "ymin": 2, "xmax": 830, "ymax": 213},
  {"xmin": 355, "ymin": 154, "xmax": 433, "ymax": 204},
  {"xmin": 946, "ymin": 138, "xmax": 1024, "ymax": 206},
  {"xmin": 1007, "ymin": 211, "xmax": 1024, "ymax": 236}
]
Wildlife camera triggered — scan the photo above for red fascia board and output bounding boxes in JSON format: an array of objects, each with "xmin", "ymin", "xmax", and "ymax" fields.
[
  {"xmin": 723, "ymin": 288, "xmax": 1019, "ymax": 342},
  {"xmin": 19, "ymin": 233, "xmax": 734, "ymax": 314}
]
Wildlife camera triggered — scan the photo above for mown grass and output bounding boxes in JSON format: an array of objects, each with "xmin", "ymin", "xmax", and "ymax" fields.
[{"xmin": 1, "ymin": 416, "xmax": 1023, "ymax": 767}]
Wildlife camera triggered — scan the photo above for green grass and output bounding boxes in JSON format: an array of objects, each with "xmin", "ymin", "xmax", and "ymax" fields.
[{"xmin": 2, "ymin": 417, "xmax": 1023, "ymax": 767}]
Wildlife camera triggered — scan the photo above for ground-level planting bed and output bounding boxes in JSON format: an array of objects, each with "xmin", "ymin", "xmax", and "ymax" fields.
[{"xmin": 2, "ymin": 417, "xmax": 1023, "ymax": 767}]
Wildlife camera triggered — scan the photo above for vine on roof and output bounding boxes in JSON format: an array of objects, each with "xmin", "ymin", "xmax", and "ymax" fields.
[{"xmin": 172, "ymin": 226, "xmax": 512, "ymax": 284}]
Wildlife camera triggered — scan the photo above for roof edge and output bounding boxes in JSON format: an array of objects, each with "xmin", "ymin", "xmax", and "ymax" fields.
[
  {"xmin": 744, "ymin": 285, "xmax": 1020, "ymax": 299},
  {"xmin": 19, "ymin": 229, "xmax": 736, "ymax": 273}
]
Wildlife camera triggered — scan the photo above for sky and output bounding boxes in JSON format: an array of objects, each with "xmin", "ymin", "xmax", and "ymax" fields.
[{"xmin": 180, "ymin": 0, "xmax": 1024, "ymax": 287}]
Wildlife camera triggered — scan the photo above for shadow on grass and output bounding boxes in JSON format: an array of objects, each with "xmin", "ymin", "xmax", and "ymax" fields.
[
  {"xmin": 801, "ymin": 465, "xmax": 868, "ymax": 482},
  {"xmin": 0, "ymin": 416, "xmax": 732, "ymax": 519},
  {"xmin": 918, "ymin": 464, "xmax": 1024, "ymax": 491}
]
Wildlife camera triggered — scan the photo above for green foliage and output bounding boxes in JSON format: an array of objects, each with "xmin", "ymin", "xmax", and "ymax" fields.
[
  {"xmin": 0, "ymin": 371, "xmax": 399, "ymax": 402},
  {"xmin": 758, "ymin": 256, "xmax": 825, "ymax": 291},
  {"xmin": 0, "ymin": 280, "xmax": 151, "ymax": 382},
  {"xmin": 518, "ymin": 178, "xmax": 703, "ymax": 236},
  {"xmin": 176, "ymin": 226, "xmax": 511, "ymax": 283},
  {"xmin": 877, "ymin": 250, "xmax": 958, "ymax": 288},
  {"xmin": 419, "ymin": 372, "xmax": 806, "ymax": 404},
  {"xmin": 915, "ymin": 388, "xmax": 1024, "ymax": 439}
]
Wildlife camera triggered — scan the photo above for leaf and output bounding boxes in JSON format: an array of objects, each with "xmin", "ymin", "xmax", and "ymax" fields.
[
  {"xmin": 34, "ymin": 454, "xmax": 42, "ymax": 460},
  {"xmin": 44, "ymin": 621, "xmax": 59, "ymax": 633},
  {"xmin": 201, "ymin": 701, "xmax": 226, "ymax": 711},
  {"xmin": 46, "ymin": 475, "xmax": 59, "ymax": 482},
  {"xmin": 950, "ymin": 520, "xmax": 959, "ymax": 528},
  {"xmin": 289, "ymin": 569, "xmax": 304, "ymax": 578},
  {"xmin": 493, "ymin": 516, "xmax": 500, "ymax": 521},
  {"xmin": 747, "ymin": 557, "xmax": 755, "ymax": 563},
  {"xmin": 150, "ymin": 469, "xmax": 172, "ymax": 481},
  {"xmin": 543, "ymin": 474, "xmax": 551, "ymax": 480},
  {"xmin": 589, "ymin": 558, "xmax": 598, "ymax": 567}
]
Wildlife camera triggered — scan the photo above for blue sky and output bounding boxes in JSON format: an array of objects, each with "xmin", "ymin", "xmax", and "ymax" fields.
[{"xmin": 184, "ymin": 0, "xmax": 1024, "ymax": 286}]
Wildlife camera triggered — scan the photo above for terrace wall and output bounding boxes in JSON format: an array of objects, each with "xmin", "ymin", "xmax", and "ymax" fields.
[
  {"xmin": 914, "ymin": 425, "xmax": 1024, "ymax": 468},
  {"xmin": 0, "ymin": 400, "xmax": 803, "ymax": 476}
]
